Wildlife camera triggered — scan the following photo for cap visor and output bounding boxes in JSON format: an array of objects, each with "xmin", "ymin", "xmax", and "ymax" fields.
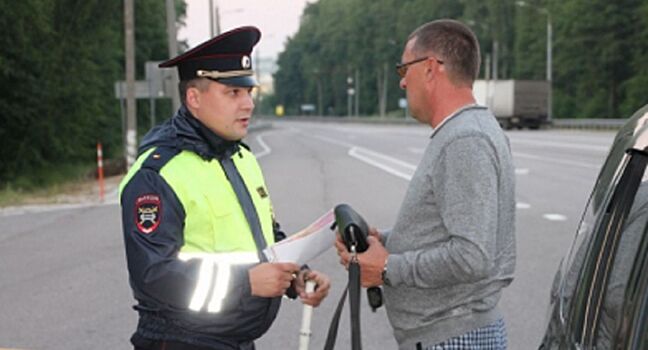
[{"xmin": 218, "ymin": 75, "xmax": 258, "ymax": 87}]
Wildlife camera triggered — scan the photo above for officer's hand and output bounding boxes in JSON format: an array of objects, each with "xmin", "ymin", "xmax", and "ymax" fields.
[
  {"xmin": 249, "ymin": 262, "xmax": 300, "ymax": 297},
  {"xmin": 294, "ymin": 270, "xmax": 330, "ymax": 307}
]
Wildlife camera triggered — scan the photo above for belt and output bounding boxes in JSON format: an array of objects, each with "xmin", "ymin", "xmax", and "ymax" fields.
[{"xmin": 131, "ymin": 333, "xmax": 254, "ymax": 350}]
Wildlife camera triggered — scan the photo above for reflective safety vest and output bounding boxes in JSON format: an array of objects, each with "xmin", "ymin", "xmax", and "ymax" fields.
[
  {"xmin": 121, "ymin": 146, "xmax": 274, "ymax": 253},
  {"xmin": 120, "ymin": 146, "xmax": 276, "ymax": 313}
]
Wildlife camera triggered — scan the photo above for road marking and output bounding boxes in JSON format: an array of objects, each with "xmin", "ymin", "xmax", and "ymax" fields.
[
  {"xmin": 509, "ymin": 139, "xmax": 609, "ymax": 152},
  {"xmin": 311, "ymin": 134, "xmax": 355, "ymax": 148},
  {"xmin": 543, "ymin": 214, "xmax": 567, "ymax": 221},
  {"xmin": 310, "ymin": 134, "xmax": 416, "ymax": 181},
  {"xmin": 513, "ymin": 151, "xmax": 601, "ymax": 169},
  {"xmin": 515, "ymin": 168, "xmax": 529, "ymax": 175},
  {"xmin": 348, "ymin": 147, "xmax": 414, "ymax": 181},
  {"xmin": 254, "ymin": 134, "xmax": 272, "ymax": 159},
  {"xmin": 408, "ymin": 147, "xmax": 424, "ymax": 154},
  {"xmin": 516, "ymin": 202, "xmax": 531, "ymax": 209}
]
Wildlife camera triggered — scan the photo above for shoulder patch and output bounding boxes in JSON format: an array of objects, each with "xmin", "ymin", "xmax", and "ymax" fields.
[{"xmin": 135, "ymin": 194, "xmax": 162, "ymax": 234}]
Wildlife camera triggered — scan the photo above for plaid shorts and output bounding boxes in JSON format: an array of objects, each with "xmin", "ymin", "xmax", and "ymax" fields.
[{"xmin": 420, "ymin": 318, "xmax": 507, "ymax": 350}]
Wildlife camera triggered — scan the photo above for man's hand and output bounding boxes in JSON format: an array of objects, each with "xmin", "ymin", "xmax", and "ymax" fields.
[
  {"xmin": 249, "ymin": 262, "xmax": 300, "ymax": 297},
  {"xmin": 335, "ymin": 230, "xmax": 389, "ymax": 288},
  {"xmin": 368, "ymin": 227, "xmax": 382, "ymax": 243},
  {"xmin": 293, "ymin": 270, "xmax": 331, "ymax": 307}
]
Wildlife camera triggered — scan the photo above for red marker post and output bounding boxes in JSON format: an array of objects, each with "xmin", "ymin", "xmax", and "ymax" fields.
[{"xmin": 97, "ymin": 142, "xmax": 105, "ymax": 202}]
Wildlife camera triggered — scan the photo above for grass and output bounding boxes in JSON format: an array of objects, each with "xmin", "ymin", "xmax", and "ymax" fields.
[{"xmin": 0, "ymin": 162, "xmax": 101, "ymax": 207}]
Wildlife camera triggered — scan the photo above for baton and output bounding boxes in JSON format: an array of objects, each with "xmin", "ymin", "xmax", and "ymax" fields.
[{"xmin": 298, "ymin": 280, "xmax": 317, "ymax": 350}]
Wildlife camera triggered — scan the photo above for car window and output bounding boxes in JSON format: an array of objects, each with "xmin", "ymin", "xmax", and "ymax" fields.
[
  {"xmin": 615, "ymin": 220, "xmax": 648, "ymax": 349},
  {"xmin": 556, "ymin": 145, "xmax": 630, "ymax": 324},
  {"xmin": 555, "ymin": 147, "xmax": 647, "ymax": 348},
  {"xmin": 595, "ymin": 167, "xmax": 648, "ymax": 348}
]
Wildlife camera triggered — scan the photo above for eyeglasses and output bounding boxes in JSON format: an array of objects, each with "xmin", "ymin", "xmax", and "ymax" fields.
[{"xmin": 395, "ymin": 56, "xmax": 444, "ymax": 78}]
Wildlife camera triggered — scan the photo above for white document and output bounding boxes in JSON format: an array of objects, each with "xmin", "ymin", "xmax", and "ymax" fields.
[{"xmin": 263, "ymin": 210, "xmax": 336, "ymax": 265}]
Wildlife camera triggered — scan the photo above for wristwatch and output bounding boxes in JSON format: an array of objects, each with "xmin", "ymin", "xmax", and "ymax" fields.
[{"xmin": 381, "ymin": 256, "xmax": 391, "ymax": 286}]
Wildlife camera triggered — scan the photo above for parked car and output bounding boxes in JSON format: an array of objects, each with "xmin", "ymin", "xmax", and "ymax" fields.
[{"xmin": 539, "ymin": 105, "xmax": 648, "ymax": 349}]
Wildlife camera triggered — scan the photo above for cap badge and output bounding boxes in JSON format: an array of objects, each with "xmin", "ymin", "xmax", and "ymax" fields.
[{"xmin": 241, "ymin": 55, "xmax": 251, "ymax": 69}]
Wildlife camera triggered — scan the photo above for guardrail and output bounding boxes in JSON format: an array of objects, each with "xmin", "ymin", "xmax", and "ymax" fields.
[
  {"xmin": 550, "ymin": 118, "xmax": 627, "ymax": 130},
  {"xmin": 255, "ymin": 115, "xmax": 628, "ymax": 131}
]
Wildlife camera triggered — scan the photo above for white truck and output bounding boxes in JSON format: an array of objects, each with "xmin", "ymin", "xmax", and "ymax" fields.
[{"xmin": 473, "ymin": 80, "xmax": 549, "ymax": 129}]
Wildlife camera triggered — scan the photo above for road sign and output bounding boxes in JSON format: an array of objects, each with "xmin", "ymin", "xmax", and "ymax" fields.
[{"xmin": 114, "ymin": 61, "xmax": 176, "ymax": 99}]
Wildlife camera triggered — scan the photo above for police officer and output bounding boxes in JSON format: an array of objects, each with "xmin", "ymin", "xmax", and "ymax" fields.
[{"xmin": 119, "ymin": 26, "xmax": 330, "ymax": 350}]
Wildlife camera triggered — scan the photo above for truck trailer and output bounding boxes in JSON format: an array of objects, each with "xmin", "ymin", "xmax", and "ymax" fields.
[{"xmin": 473, "ymin": 80, "xmax": 549, "ymax": 129}]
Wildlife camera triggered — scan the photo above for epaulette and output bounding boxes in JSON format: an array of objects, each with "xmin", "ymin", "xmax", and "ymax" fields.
[{"xmin": 141, "ymin": 146, "xmax": 181, "ymax": 173}]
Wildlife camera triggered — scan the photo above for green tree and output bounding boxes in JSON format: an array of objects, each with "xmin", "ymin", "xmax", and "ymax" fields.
[{"xmin": 0, "ymin": 0, "xmax": 186, "ymax": 187}]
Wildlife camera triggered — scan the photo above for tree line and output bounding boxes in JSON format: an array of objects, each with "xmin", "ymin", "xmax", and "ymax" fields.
[
  {"xmin": 270, "ymin": 0, "xmax": 648, "ymax": 119},
  {"xmin": 0, "ymin": 0, "xmax": 186, "ymax": 187}
]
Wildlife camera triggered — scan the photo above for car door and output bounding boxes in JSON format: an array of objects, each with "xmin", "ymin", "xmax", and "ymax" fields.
[{"xmin": 540, "ymin": 106, "xmax": 648, "ymax": 349}]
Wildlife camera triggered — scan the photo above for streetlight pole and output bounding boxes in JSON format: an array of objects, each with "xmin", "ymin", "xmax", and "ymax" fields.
[
  {"xmin": 516, "ymin": 1, "xmax": 552, "ymax": 122},
  {"xmin": 546, "ymin": 13, "xmax": 553, "ymax": 122}
]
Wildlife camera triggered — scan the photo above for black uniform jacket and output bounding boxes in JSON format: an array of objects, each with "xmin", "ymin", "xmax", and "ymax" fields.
[{"xmin": 120, "ymin": 106, "xmax": 282, "ymax": 349}]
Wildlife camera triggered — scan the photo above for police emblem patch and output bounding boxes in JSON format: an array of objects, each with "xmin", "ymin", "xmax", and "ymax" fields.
[{"xmin": 135, "ymin": 194, "xmax": 162, "ymax": 234}]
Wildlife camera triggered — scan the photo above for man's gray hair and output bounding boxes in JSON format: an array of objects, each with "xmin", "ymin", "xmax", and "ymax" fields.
[{"xmin": 408, "ymin": 19, "xmax": 481, "ymax": 85}]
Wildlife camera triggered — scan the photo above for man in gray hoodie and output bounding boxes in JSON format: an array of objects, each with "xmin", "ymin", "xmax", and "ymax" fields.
[{"xmin": 336, "ymin": 19, "xmax": 516, "ymax": 350}]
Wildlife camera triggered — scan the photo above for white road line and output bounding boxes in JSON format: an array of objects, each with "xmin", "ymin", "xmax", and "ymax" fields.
[
  {"xmin": 351, "ymin": 147, "xmax": 416, "ymax": 170},
  {"xmin": 310, "ymin": 134, "xmax": 416, "ymax": 181},
  {"xmin": 408, "ymin": 147, "xmax": 424, "ymax": 154},
  {"xmin": 348, "ymin": 147, "xmax": 414, "ymax": 181},
  {"xmin": 513, "ymin": 151, "xmax": 601, "ymax": 169},
  {"xmin": 254, "ymin": 134, "xmax": 272, "ymax": 159},
  {"xmin": 515, "ymin": 168, "xmax": 529, "ymax": 175},
  {"xmin": 543, "ymin": 214, "xmax": 567, "ymax": 221},
  {"xmin": 311, "ymin": 134, "xmax": 355, "ymax": 148},
  {"xmin": 510, "ymin": 139, "xmax": 609, "ymax": 152},
  {"xmin": 516, "ymin": 202, "xmax": 531, "ymax": 209}
]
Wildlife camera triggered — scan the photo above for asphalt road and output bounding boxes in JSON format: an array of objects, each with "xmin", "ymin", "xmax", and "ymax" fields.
[{"xmin": 0, "ymin": 120, "xmax": 616, "ymax": 350}]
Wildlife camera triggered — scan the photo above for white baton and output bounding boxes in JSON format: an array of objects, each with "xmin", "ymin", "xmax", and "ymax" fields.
[{"xmin": 298, "ymin": 280, "xmax": 317, "ymax": 350}]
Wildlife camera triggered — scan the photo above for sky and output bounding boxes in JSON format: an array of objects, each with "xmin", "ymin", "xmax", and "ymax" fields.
[{"xmin": 177, "ymin": 0, "xmax": 316, "ymax": 61}]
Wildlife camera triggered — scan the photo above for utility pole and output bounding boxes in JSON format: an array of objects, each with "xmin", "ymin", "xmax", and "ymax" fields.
[
  {"xmin": 354, "ymin": 68, "xmax": 359, "ymax": 116},
  {"xmin": 313, "ymin": 68, "xmax": 323, "ymax": 116},
  {"xmin": 347, "ymin": 75, "xmax": 353, "ymax": 117},
  {"xmin": 378, "ymin": 63, "xmax": 388, "ymax": 117},
  {"xmin": 546, "ymin": 13, "xmax": 553, "ymax": 122},
  {"xmin": 165, "ymin": 0, "xmax": 180, "ymax": 111},
  {"xmin": 492, "ymin": 40, "xmax": 499, "ymax": 80},
  {"xmin": 215, "ymin": 6, "xmax": 221, "ymax": 35},
  {"xmin": 124, "ymin": 0, "xmax": 137, "ymax": 169},
  {"xmin": 209, "ymin": 0, "xmax": 215, "ymax": 37}
]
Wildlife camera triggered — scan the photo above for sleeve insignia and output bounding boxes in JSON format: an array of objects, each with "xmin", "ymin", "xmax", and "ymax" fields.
[{"xmin": 135, "ymin": 194, "xmax": 162, "ymax": 234}]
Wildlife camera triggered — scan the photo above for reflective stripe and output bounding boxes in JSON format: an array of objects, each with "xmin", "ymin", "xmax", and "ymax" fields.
[
  {"xmin": 179, "ymin": 252, "xmax": 259, "ymax": 312},
  {"xmin": 208, "ymin": 262, "xmax": 231, "ymax": 312},
  {"xmin": 189, "ymin": 259, "xmax": 216, "ymax": 311}
]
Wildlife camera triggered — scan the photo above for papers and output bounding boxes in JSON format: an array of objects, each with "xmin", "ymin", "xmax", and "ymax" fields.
[{"xmin": 263, "ymin": 210, "xmax": 336, "ymax": 265}]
